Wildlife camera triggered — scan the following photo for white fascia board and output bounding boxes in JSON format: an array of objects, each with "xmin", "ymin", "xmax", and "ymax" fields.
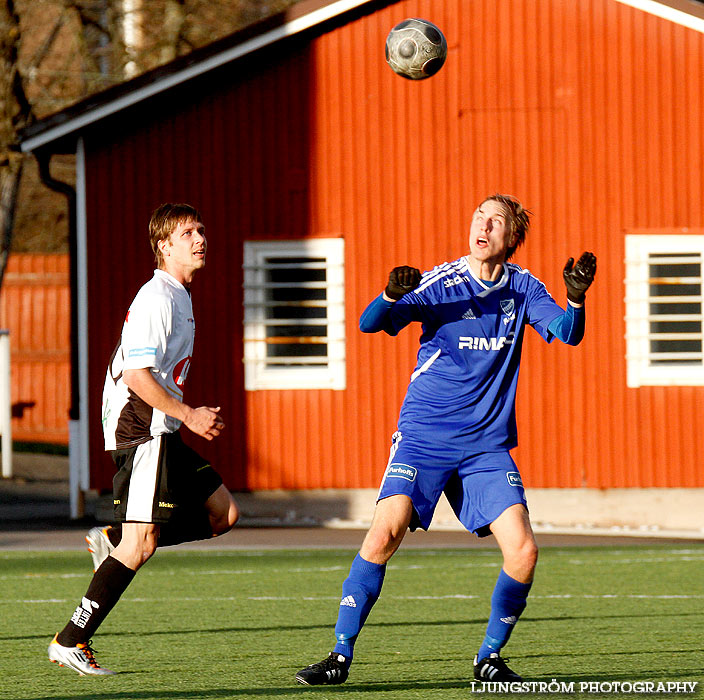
[
  {"xmin": 615, "ymin": 0, "xmax": 704, "ymax": 33},
  {"xmin": 21, "ymin": 0, "xmax": 373, "ymax": 153}
]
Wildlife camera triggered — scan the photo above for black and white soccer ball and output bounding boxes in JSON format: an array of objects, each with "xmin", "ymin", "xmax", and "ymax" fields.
[{"xmin": 385, "ymin": 18, "xmax": 447, "ymax": 80}]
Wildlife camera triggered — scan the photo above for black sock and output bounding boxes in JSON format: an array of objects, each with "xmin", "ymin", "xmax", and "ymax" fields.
[{"xmin": 57, "ymin": 556, "xmax": 136, "ymax": 646}]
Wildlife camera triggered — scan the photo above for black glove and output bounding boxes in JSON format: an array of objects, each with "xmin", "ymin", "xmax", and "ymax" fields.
[
  {"xmin": 563, "ymin": 252, "xmax": 597, "ymax": 304},
  {"xmin": 385, "ymin": 266, "xmax": 422, "ymax": 300}
]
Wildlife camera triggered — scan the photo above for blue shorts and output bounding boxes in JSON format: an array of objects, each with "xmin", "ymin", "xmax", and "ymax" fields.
[{"xmin": 377, "ymin": 432, "xmax": 528, "ymax": 537}]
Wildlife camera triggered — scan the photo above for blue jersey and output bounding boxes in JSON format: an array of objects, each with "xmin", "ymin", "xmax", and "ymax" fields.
[{"xmin": 361, "ymin": 258, "xmax": 573, "ymax": 452}]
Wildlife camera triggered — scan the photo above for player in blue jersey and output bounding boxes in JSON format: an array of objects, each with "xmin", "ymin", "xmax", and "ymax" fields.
[{"xmin": 296, "ymin": 194, "xmax": 596, "ymax": 686}]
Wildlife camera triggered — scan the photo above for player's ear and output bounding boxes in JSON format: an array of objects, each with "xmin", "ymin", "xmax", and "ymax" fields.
[{"xmin": 158, "ymin": 237, "xmax": 171, "ymax": 257}]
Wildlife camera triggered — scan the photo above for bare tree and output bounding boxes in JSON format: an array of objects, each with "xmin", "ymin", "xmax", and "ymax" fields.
[
  {"xmin": 2, "ymin": 0, "xmax": 304, "ymax": 273},
  {"xmin": 0, "ymin": 0, "xmax": 33, "ymax": 288}
]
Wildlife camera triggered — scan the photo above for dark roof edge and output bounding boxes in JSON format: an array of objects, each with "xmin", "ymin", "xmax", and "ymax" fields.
[{"xmin": 20, "ymin": 0, "xmax": 381, "ymax": 153}]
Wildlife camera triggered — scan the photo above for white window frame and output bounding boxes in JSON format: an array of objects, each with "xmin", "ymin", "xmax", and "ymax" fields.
[
  {"xmin": 625, "ymin": 233, "xmax": 704, "ymax": 387},
  {"xmin": 243, "ymin": 238, "xmax": 346, "ymax": 390}
]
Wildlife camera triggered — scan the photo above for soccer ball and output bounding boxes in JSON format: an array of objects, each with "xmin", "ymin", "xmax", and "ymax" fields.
[{"xmin": 385, "ymin": 18, "xmax": 447, "ymax": 80}]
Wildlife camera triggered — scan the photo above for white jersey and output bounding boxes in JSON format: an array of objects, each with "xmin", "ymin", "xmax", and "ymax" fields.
[{"xmin": 102, "ymin": 269, "xmax": 195, "ymax": 450}]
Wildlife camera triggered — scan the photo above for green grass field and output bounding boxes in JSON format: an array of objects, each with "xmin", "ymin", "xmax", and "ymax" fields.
[{"xmin": 1, "ymin": 543, "xmax": 703, "ymax": 699}]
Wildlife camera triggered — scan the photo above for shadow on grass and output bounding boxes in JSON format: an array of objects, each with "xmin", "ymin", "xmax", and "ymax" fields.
[
  {"xmin": 6, "ymin": 608, "xmax": 702, "ymax": 643},
  {"xmin": 17, "ymin": 671, "xmax": 704, "ymax": 700},
  {"xmin": 523, "ymin": 647, "xmax": 704, "ymax": 661},
  {"xmin": 5, "ymin": 618, "xmax": 484, "ymax": 643},
  {"xmin": 18, "ymin": 678, "xmax": 478, "ymax": 700}
]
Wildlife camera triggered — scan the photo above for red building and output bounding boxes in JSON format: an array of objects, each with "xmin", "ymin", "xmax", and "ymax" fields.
[{"xmin": 21, "ymin": 0, "xmax": 704, "ymax": 528}]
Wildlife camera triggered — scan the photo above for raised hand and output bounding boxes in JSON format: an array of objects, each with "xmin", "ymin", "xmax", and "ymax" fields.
[
  {"xmin": 563, "ymin": 252, "xmax": 596, "ymax": 304},
  {"xmin": 385, "ymin": 266, "xmax": 422, "ymax": 301}
]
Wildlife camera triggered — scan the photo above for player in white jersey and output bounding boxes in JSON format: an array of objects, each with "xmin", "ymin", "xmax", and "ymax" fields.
[
  {"xmin": 296, "ymin": 195, "xmax": 596, "ymax": 686},
  {"xmin": 48, "ymin": 204, "xmax": 239, "ymax": 676},
  {"xmin": 101, "ymin": 267, "xmax": 197, "ymax": 451}
]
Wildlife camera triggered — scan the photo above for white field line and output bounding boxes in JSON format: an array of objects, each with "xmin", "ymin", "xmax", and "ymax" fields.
[
  {"xmin": 2, "ymin": 547, "xmax": 700, "ymax": 561},
  {"xmin": 2, "ymin": 551, "xmax": 703, "ymax": 583},
  {"xmin": 3, "ymin": 592, "xmax": 704, "ymax": 605},
  {"xmin": 567, "ymin": 556, "xmax": 704, "ymax": 564}
]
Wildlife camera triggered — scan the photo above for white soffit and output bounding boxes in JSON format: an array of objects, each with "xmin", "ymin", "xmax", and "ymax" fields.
[{"xmin": 615, "ymin": 0, "xmax": 704, "ymax": 33}]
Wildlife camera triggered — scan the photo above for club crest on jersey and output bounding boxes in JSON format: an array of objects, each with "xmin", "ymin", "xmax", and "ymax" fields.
[
  {"xmin": 500, "ymin": 298, "xmax": 515, "ymax": 317},
  {"xmin": 506, "ymin": 472, "xmax": 523, "ymax": 487},
  {"xmin": 500, "ymin": 298, "xmax": 516, "ymax": 325},
  {"xmin": 386, "ymin": 463, "xmax": 417, "ymax": 482}
]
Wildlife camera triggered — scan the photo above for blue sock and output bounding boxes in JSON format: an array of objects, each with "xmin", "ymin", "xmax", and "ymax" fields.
[
  {"xmin": 476, "ymin": 569, "xmax": 532, "ymax": 661},
  {"xmin": 332, "ymin": 553, "xmax": 386, "ymax": 662}
]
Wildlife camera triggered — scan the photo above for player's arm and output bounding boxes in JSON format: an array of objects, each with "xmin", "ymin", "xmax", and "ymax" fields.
[
  {"xmin": 547, "ymin": 304, "xmax": 585, "ymax": 346},
  {"xmin": 123, "ymin": 368, "xmax": 224, "ymax": 441},
  {"xmin": 359, "ymin": 266, "xmax": 422, "ymax": 335}
]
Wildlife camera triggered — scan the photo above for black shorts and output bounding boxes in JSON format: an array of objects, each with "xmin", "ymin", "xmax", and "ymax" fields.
[{"xmin": 111, "ymin": 431, "xmax": 223, "ymax": 524}]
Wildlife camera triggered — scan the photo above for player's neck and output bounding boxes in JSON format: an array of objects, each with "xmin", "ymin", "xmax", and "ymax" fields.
[
  {"xmin": 468, "ymin": 257, "xmax": 504, "ymax": 282},
  {"xmin": 159, "ymin": 264, "xmax": 196, "ymax": 289}
]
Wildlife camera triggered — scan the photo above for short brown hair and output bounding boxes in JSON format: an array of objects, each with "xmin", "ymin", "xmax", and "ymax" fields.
[
  {"xmin": 148, "ymin": 203, "xmax": 203, "ymax": 268},
  {"xmin": 483, "ymin": 194, "xmax": 531, "ymax": 261}
]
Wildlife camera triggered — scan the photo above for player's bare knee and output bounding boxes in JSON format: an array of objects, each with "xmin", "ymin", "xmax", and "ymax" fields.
[
  {"xmin": 504, "ymin": 540, "xmax": 538, "ymax": 580},
  {"xmin": 211, "ymin": 500, "xmax": 239, "ymax": 536},
  {"xmin": 116, "ymin": 538, "xmax": 156, "ymax": 571},
  {"xmin": 361, "ymin": 528, "xmax": 402, "ymax": 563}
]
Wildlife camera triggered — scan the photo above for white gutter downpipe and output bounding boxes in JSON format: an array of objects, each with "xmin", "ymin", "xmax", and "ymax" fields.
[{"xmin": 68, "ymin": 136, "xmax": 90, "ymax": 519}]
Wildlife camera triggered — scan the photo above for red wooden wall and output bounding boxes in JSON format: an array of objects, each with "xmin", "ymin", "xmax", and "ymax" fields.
[{"xmin": 81, "ymin": 0, "xmax": 704, "ymax": 491}]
